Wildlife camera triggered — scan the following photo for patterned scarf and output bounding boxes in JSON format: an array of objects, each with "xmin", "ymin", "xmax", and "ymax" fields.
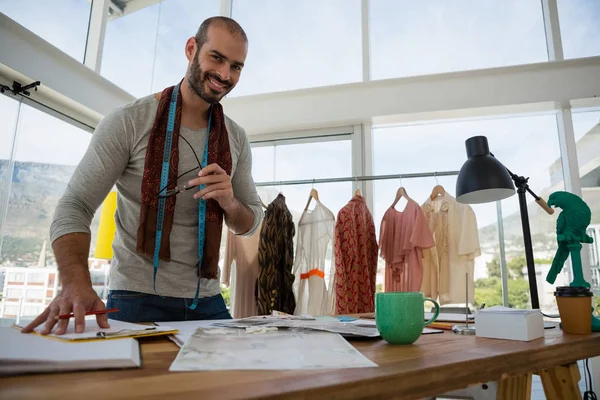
[{"xmin": 136, "ymin": 83, "xmax": 232, "ymax": 280}]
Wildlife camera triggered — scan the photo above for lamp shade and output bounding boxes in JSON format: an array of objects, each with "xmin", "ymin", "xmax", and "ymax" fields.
[
  {"xmin": 94, "ymin": 191, "xmax": 117, "ymax": 259},
  {"xmin": 456, "ymin": 136, "xmax": 515, "ymax": 204}
]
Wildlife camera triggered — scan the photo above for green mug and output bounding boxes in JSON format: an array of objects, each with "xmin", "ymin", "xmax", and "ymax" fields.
[{"xmin": 375, "ymin": 292, "xmax": 440, "ymax": 345}]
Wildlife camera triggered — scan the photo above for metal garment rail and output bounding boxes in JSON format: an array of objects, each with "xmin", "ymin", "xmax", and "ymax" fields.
[{"xmin": 254, "ymin": 170, "xmax": 460, "ymax": 187}]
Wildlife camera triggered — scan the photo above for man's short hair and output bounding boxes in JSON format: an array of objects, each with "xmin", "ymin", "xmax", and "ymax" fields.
[{"xmin": 194, "ymin": 16, "xmax": 248, "ymax": 50}]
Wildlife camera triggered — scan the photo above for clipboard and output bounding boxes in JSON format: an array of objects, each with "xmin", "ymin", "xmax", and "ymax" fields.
[{"xmin": 13, "ymin": 319, "xmax": 178, "ymax": 342}]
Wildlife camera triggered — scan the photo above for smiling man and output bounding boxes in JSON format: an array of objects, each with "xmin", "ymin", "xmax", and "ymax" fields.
[{"xmin": 23, "ymin": 17, "xmax": 263, "ymax": 335}]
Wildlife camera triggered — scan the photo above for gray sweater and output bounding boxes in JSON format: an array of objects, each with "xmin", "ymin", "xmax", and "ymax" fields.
[{"xmin": 50, "ymin": 94, "xmax": 263, "ymax": 299}]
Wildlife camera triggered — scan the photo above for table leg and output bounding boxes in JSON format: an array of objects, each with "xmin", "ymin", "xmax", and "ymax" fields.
[
  {"xmin": 496, "ymin": 373, "xmax": 532, "ymax": 400},
  {"xmin": 538, "ymin": 363, "xmax": 582, "ymax": 400}
]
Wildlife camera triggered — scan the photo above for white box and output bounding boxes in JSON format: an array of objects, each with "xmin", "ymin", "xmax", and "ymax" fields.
[{"xmin": 475, "ymin": 306, "xmax": 544, "ymax": 341}]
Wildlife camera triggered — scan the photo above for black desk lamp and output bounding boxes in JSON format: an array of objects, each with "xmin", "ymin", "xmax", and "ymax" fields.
[{"xmin": 455, "ymin": 136, "xmax": 555, "ymax": 310}]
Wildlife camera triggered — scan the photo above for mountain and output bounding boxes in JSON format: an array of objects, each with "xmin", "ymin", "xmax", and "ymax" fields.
[
  {"xmin": 477, "ymin": 186, "xmax": 600, "ymax": 259},
  {"xmin": 0, "ymin": 160, "xmax": 100, "ymax": 267}
]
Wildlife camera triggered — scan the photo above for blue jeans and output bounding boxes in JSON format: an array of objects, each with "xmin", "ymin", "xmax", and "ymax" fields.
[{"xmin": 106, "ymin": 290, "xmax": 232, "ymax": 322}]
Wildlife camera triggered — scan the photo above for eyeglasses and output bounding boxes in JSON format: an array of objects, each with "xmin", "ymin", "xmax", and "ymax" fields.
[{"xmin": 157, "ymin": 134, "xmax": 203, "ymax": 199}]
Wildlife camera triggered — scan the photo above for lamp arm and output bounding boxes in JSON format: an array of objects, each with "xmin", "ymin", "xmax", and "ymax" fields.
[{"xmin": 490, "ymin": 153, "xmax": 554, "ymax": 215}]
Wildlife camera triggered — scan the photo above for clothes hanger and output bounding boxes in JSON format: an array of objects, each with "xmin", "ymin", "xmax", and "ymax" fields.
[
  {"xmin": 429, "ymin": 173, "xmax": 445, "ymax": 201},
  {"xmin": 390, "ymin": 174, "xmax": 410, "ymax": 209},
  {"xmin": 354, "ymin": 188, "xmax": 361, "ymax": 197},
  {"xmin": 390, "ymin": 186, "xmax": 409, "ymax": 209},
  {"xmin": 304, "ymin": 183, "xmax": 319, "ymax": 211},
  {"xmin": 429, "ymin": 184, "xmax": 446, "ymax": 201}
]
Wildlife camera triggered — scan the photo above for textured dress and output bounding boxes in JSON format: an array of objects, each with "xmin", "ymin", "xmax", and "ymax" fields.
[
  {"xmin": 379, "ymin": 198, "xmax": 435, "ymax": 292},
  {"xmin": 334, "ymin": 194, "xmax": 378, "ymax": 314},
  {"xmin": 255, "ymin": 194, "xmax": 296, "ymax": 315}
]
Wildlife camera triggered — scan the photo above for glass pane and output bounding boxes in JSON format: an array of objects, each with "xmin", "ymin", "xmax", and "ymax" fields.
[
  {"xmin": 253, "ymin": 138, "xmax": 353, "ymax": 217},
  {"xmin": 152, "ymin": 0, "xmax": 221, "ymax": 92},
  {"xmin": 571, "ymin": 108, "xmax": 600, "ymax": 312},
  {"xmin": 101, "ymin": 0, "xmax": 220, "ymax": 97},
  {"xmin": 369, "ymin": 0, "xmax": 547, "ymax": 80},
  {"xmin": 250, "ymin": 146, "xmax": 275, "ymax": 183},
  {"xmin": 1, "ymin": 105, "xmax": 95, "ymax": 268},
  {"xmin": 231, "ymin": 0, "xmax": 362, "ymax": 96},
  {"xmin": 557, "ymin": 0, "xmax": 600, "ymax": 59},
  {"xmin": 274, "ymin": 140, "xmax": 352, "ymax": 181},
  {"xmin": 0, "ymin": 0, "xmax": 91, "ymax": 62},
  {"xmin": 372, "ymin": 114, "xmax": 563, "ymax": 314},
  {"xmin": 0, "ymin": 95, "xmax": 20, "ymax": 241}
]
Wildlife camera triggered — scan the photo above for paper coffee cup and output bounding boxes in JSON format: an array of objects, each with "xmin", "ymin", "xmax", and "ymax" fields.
[{"xmin": 555, "ymin": 286, "xmax": 593, "ymax": 335}]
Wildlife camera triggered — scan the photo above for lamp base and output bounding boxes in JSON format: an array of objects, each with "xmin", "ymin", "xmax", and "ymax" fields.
[{"xmin": 452, "ymin": 325, "xmax": 476, "ymax": 335}]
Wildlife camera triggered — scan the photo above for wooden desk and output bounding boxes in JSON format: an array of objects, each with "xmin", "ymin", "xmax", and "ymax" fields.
[{"xmin": 2, "ymin": 329, "xmax": 600, "ymax": 400}]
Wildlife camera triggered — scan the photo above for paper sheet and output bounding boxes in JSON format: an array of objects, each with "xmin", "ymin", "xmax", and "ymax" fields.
[
  {"xmin": 425, "ymin": 312, "xmax": 474, "ymax": 323},
  {"xmin": 155, "ymin": 320, "xmax": 229, "ymax": 347},
  {"xmin": 169, "ymin": 327, "xmax": 377, "ymax": 371},
  {"xmin": 346, "ymin": 319, "xmax": 442, "ymax": 334},
  {"xmin": 18, "ymin": 318, "xmax": 177, "ymax": 341},
  {"xmin": 214, "ymin": 317, "xmax": 444, "ymax": 338},
  {"xmin": 213, "ymin": 317, "xmax": 381, "ymax": 337}
]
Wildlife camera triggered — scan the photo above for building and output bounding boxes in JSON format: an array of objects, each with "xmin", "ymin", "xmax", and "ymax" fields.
[
  {"xmin": 0, "ymin": 267, "xmax": 58, "ymax": 320},
  {"xmin": 0, "ymin": 260, "xmax": 110, "ymax": 320}
]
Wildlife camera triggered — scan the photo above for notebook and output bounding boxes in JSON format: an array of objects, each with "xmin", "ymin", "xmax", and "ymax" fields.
[
  {"xmin": 0, "ymin": 327, "xmax": 141, "ymax": 375},
  {"xmin": 15, "ymin": 318, "xmax": 178, "ymax": 342}
]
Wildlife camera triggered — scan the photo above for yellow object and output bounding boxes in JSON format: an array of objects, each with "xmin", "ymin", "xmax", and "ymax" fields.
[{"xmin": 94, "ymin": 191, "xmax": 117, "ymax": 259}]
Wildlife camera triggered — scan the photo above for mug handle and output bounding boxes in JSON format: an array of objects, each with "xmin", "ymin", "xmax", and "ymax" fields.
[{"xmin": 423, "ymin": 298, "xmax": 440, "ymax": 327}]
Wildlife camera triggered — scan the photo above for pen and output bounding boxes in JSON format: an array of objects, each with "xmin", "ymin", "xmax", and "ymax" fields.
[
  {"xmin": 427, "ymin": 323, "xmax": 455, "ymax": 330},
  {"xmin": 55, "ymin": 308, "xmax": 119, "ymax": 320}
]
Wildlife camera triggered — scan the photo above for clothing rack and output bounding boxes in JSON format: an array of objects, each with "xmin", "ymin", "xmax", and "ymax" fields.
[{"xmin": 254, "ymin": 170, "xmax": 460, "ymax": 187}]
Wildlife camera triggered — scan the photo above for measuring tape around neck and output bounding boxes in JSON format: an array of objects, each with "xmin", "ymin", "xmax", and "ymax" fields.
[{"xmin": 153, "ymin": 85, "xmax": 212, "ymax": 310}]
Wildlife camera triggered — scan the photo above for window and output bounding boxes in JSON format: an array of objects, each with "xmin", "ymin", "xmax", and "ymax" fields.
[
  {"xmin": 372, "ymin": 113, "xmax": 564, "ymax": 314},
  {"xmin": 7, "ymin": 272, "xmax": 25, "ymax": 282},
  {"xmin": 22, "ymin": 305, "xmax": 42, "ymax": 317},
  {"xmin": 230, "ymin": 0, "xmax": 362, "ymax": 96},
  {"xmin": 27, "ymin": 273, "xmax": 46, "ymax": 283},
  {"xmin": 557, "ymin": 0, "xmax": 600, "ymax": 59},
  {"xmin": 369, "ymin": 0, "xmax": 547, "ymax": 80},
  {"xmin": 101, "ymin": 0, "xmax": 220, "ymax": 97},
  {"xmin": 0, "ymin": 0, "xmax": 91, "ymax": 62},
  {"xmin": 90, "ymin": 270, "xmax": 107, "ymax": 286},
  {"xmin": 25, "ymin": 288, "xmax": 44, "ymax": 299},
  {"xmin": 3, "ymin": 305, "xmax": 18, "ymax": 317},
  {"xmin": 571, "ymin": 108, "xmax": 600, "ymax": 303},
  {"xmin": 5, "ymin": 288, "xmax": 22, "ymax": 298},
  {"xmin": 0, "ymin": 104, "xmax": 95, "ymax": 268},
  {"xmin": 251, "ymin": 138, "xmax": 353, "ymax": 218}
]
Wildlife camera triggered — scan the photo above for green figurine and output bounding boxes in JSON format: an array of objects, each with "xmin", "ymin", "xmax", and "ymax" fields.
[
  {"xmin": 546, "ymin": 190, "xmax": 600, "ymax": 331},
  {"xmin": 546, "ymin": 191, "xmax": 594, "ymax": 287}
]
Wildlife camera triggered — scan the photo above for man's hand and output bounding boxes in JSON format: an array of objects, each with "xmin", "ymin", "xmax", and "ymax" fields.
[
  {"xmin": 21, "ymin": 285, "xmax": 109, "ymax": 335},
  {"xmin": 188, "ymin": 163, "xmax": 235, "ymax": 211},
  {"xmin": 188, "ymin": 163, "xmax": 255, "ymax": 234}
]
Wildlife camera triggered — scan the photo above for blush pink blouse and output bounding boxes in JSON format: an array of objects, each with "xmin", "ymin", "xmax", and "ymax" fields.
[{"xmin": 379, "ymin": 198, "xmax": 435, "ymax": 292}]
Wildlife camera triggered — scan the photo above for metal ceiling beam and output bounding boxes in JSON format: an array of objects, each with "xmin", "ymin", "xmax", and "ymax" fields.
[
  {"xmin": 0, "ymin": 13, "xmax": 135, "ymax": 128},
  {"xmin": 106, "ymin": 0, "xmax": 162, "ymax": 20},
  {"xmin": 221, "ymin": 56, "xmax": 600, "ymax": 135}
]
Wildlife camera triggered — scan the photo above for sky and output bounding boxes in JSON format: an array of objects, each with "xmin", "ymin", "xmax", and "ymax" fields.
[{"xmin": 1, "ymin": 0, "xmax": 600, "ymax": 288}]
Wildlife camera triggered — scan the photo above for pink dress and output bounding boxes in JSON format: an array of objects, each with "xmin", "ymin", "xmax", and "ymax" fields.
[{"xmin": 379, "ymin": 199, "xmax": 435, "ymax": 292}]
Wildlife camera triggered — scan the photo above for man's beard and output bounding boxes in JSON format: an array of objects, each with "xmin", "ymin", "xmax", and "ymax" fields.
[{"xmin": 188, "ymin": 56, "xmax": 232, "ymax": 104}]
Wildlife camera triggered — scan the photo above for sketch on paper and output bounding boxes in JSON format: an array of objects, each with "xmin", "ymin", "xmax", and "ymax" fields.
[{"xmin": 169, "ymin": 327, "xmax": 377, "ymax": 371}]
